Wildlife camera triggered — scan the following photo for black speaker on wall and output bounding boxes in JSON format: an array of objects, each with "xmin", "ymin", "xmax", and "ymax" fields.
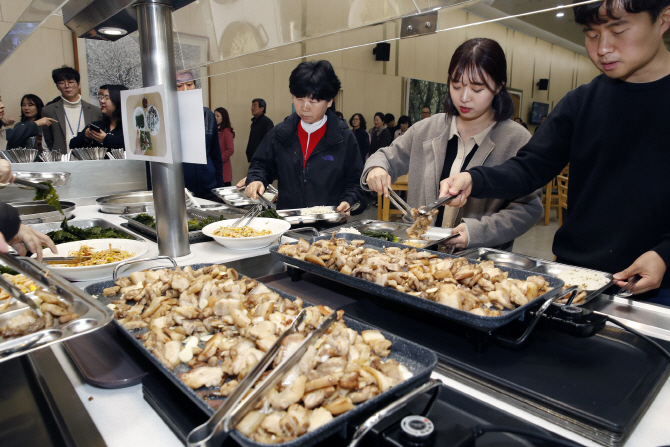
[
  {"xmin": 537, "ymin": 78, "xmax": 549, "ymax": 90},
  {"xmin": 373, "ymin": 43, "xmax": 391, "ymax": 61}
]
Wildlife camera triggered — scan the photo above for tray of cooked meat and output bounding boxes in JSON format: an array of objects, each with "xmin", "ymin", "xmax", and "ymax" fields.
[
  {"xmin": 272, "ymin": 234, "xmax": 565, "ymax": 330},
  {"xmin": 0, "ymin": 255, "xmax": 113, "ymax": 363},
  {"xmin": 324, "ymin": 219, "xmax": 455, "ymax": 250},
  {"xmin": 86, "ymin": 263, "xmax": 437, "ymax": 446},
  {"xmin": 457, "ymin": 247, "xmax": 614, "ymax": 306}
]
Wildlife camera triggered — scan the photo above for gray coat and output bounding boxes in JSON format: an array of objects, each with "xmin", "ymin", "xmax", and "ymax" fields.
[
  {"xmin": 42, "ymin": 97, "xmax": 103, "ymax": 154},
  {"xmin": 361, "ymin": 113, "xmax": 543, "ymax": 249}
]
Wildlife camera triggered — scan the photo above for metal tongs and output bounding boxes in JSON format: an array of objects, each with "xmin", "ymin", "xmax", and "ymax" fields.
[
  {"xmin": 41, "ymin": 256, "xmax": 92, "ymax": 265},
  {"xmin": 230, "ymin": 203, "xmax": 263, "ymax": 228},
  {"xmin": 12, "ymin": 178, "xmax": 50, "ymax": 191},
  {"xmin": 387, "ymin": 186, "xmax": 459, "ymax": 221},
  {"xmin": 187, "ymin": 309, "xmax": 337, "ymax": 447}
]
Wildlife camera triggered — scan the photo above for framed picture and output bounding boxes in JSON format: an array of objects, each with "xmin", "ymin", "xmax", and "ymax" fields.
[
  {"xmin": 406, "ymin": 78, "xmax": 449, "ymax": 124},
  {"xmin": 76, "ymin": 32, "xmax": 211, "ymax": 108},
  {"xmin": 507, "ymin": 88, "xmax": 523, "ymax": 121}
]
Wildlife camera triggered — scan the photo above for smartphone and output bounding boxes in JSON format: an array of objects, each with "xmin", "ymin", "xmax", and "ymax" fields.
[{"xmin": 89, "ymin": 123, "xmax": 102, "ymax": 132}]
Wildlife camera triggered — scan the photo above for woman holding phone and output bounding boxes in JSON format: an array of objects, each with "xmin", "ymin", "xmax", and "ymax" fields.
[
  {"xmin": 70, "ymin": 84, "xmax": 128, "ymax": 151},
  {"xmin": 361, "ymin": 38, "xmax": 542, "ymax": 251}
]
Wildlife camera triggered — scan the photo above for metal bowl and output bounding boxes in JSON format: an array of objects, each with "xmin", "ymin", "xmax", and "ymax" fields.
[
  {"xmin": 0, "ymin": 148, "xmax": 38, "ymax": 163},
  {"xmin": 13, "ymin": 171, "xmax": 71, "ymax": 189},
  {"xmin": 72, "ymin": 147, "xmax": 107, "ymax": 161},
  {"xmin": 96, "ymin": 190, "xmax": 197, "ymax": 214},
  {"xmin": 8, "ymin": 201, "xmax": 76, "ymax": 223}
]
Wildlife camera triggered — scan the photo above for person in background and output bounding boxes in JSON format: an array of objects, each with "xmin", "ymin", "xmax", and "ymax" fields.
[
  {"xmin": 420, "ymin": 106, "xmax": 432, "ymax": 120},
  {"xmin": 41, "ymin": 66, "xmax": 102, "ymax": 154},
  {"xmin": 246, "ymin": 98, "xmax": 274, "ymax": 162},
  {"xmin": 334, "ymin": 111, "xmax": 344, "ymax": 119},
  {"xmin": 393, "ymin": 115, "xmax": 411, "ymax": 140},
  {"xmin": 1, "ymin": 95, "xmax": 56, "ymax": 151},
  {"xmin": 8, "ymin": 94, "xmax": 45, "ymax": 149},
  {"xmin": 245, "ymin": 60, "xmax": 363, "ymax": 214},
  {"xmin": 175, "ymin": 70, "xmax": 224, "ymax": 201},
  {"xmin": 70, "ymin": 85, "xmax": 128, "ymax": 151},
  {"xmin": 513, "ymin": 117, "xmax": 523, "ymax": 124},
  {"xmin": 363, "ymin": 38, "xmax": 542, "ymax": 251},
  {"xmin": 369, "ymin": 112, "xmax": 392, "ymax": 156},
  {"xmin": 384, "ymin": 113, "xmax": 399, "ymax": 136},
  {"xmin": 0, "ymin": 160, "xmax": 57, "ymax": 260},
  {"xmin": 215, "ymin": 107, "xmax": 235, "ymax": 186},
  {"xmin": 349, "ymin": 113, "xmax": 369, "ymax": 163},
  {"xmin": 442, "ymin": 0, "xmax": 670, "ymax": 301}
]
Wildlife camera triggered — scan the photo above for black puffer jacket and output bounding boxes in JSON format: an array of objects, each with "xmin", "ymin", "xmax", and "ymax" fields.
[{"xmin": 247, "ymin": 110, "xmax": 363, "ymax": 210}]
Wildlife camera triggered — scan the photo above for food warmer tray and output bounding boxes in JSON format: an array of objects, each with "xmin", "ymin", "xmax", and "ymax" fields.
[
  {"xmin": 212, "ymin": 186, "xmax": 277, "ymax": 207},
  {"xmin": 96, "ymin": 190, "xmax": 199, "ymax": 214},
  {"xmin": 457, "ymin": 247, "xmax": 614, "ymax": 306},
  {"xmin": 278, "ymin": 206, "xmax": 346, "ymax": 225},
  {"xmin": 8, "ymin": 201, "xmax": 75, "ymax": 224},
  {"xmin": 9, "ymin": 171, "xmax": 71, "ymax": 189},
  {"xmin": 272, "ymin": 234, "xmax": 564, "ymax": 331},
  {"xmin": 323, "ymin": 219, "xmax": 453, "ymax": 251},
  {"xmin": 120, "ymin": 207, "xmax": 243, "ymax": 243},
  {"xmin": 86, "ymin": 268, "xmax": 437, "ymax": 447},
  {"xmin": 0, "ymin": 256, "xmax": 113, "ymax": 364},
  {"xmin": 27, "ymin": 218, "xmax": 145, "ymax": 242}
]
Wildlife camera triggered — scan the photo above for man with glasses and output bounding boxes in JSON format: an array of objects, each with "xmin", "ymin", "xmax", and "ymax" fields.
[
  {"xmin": 41, "ymin": 66, "xmax": 102, "ymax": 154},
  {"xmin": 420, "ymin": 106, "xmax": 431, "ymax": 120},
  {"xmin": 246, "ymin": 98, "xmax": 273, "ymax": 162}
]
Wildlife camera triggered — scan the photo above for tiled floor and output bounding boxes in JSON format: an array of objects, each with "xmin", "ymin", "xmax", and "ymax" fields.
[{"xmin": 352, "ymin": 204, "xmax": 559, "ymax": 260}]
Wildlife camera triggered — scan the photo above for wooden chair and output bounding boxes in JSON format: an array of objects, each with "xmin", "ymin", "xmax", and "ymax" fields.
[
  {"xmin": 379, "ymin": 174, "xmax": 409, "ymax": 221},
  {"xmin": 543, "ymin": 165, "xmax": 569, "ymax": 225},
  {"xmin": 557, "ymin": 174, "xmax": 568, "ymax": 227}
]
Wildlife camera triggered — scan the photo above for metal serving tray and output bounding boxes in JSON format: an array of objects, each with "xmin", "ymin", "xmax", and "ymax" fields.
[
  {"xmin": 85, "ymin": 266, "xmax": 437, "ymax": 447},
  {"xmin": 96, "ymin": 190, "xmax": 199, "ymax": 214},
  {"xmin": 458, "ymin": 248, "xmax": 613, "ymax": 305},
  {"xmin": 0, "ymin": 256, "xmax": 113, "ymax": 363},
  {"xmin": 9, "ymin": 201, "xmax": 76, "ymax": 224},
  {"xmin": 212, "ymin": 187, "xmax": 278, "ymax": 208},
  {"xmin": 271, "ymin": 234, "xmax": 564, "ymax": 330},
  {"xmin": 279, "ymin": 206, "xmax": 346, "ymax": 225},
  {"xmin": 120, "ymin": 207, "xmax": 242, "ymax": 243},
  {"xmin": 27, "ymin": 218, "xmax": 145, "ymax": 242}
]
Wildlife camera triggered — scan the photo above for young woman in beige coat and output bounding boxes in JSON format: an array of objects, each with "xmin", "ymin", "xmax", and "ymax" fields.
[{"xmin": 362, "ymin": 38, "xmax": 542, "ymax": 251}]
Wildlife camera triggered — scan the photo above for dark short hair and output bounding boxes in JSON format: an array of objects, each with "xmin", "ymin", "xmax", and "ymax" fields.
[
  {"xmin": 349, "ymin": 113, "xmax": 367, "ymax": 130},
  {"xmin": 384, "ymin": 113, "xmax": 395, "ymax": 124},
  {"xmin": 99, "ymin": 84, "xmax": 128, "ymax": 124},
  {"xmin": 214, "ymin": 107, "xmax": 235, "ymax": 137},
  {"xmin": 19, "ymin": 94, "xmax": 44, "ymax": 122},
  {"xmin": 289, "ymin": 60, "xmax": 341, "ymax": 102},
  {"xmin": 573, "ymin": 0, "xmax": 670, "ymax": 26},
  {"xmin": 397, "ymin": 115, "xmax": 411, "ymax": 126},
  {"xmin": 421, "ymin": 106, "xmax": 431, "ymax": 112},
  {"xmin": 252, "ymin": 98, "xmax": 267, "ymax": 114},
  {"xmin": 444, "ymin": 38, "xmax": 514, "ymax": 122},
  {"xmin": 52, "ymin": 66, "xmax": 80, "ymax": 84},
  {"xmin": 374, "ymin": 112, "xmax": 385, "ymax": 122},
  {"xmin": 335, "ymin": 111, "xmax": 344, "ymax": 119}
]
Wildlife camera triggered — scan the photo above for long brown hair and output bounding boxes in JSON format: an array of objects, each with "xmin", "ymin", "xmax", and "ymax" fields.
[
  {"xmin": 215, "ymin": 107, "xmax": 234, "ymax": 137},
  {"xmin": 444, "ymin": 38, "xmax": 514, "ymax": 122}
]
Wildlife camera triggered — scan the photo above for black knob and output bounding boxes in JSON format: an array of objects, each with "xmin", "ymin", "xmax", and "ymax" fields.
[
  {"xmin": 400, "ymin": 415, "xmax": 435, "ymax": 445},
  {"xmin": 559, "ymin": 305, "xmax": 584, "ymax": 320}
]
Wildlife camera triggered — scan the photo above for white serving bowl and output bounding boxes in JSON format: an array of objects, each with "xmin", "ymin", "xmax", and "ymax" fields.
[
  {"xmin": 37, "ymin": 239, "xmax": 149, "ymax": 281},
  {"xmin": 202, "ymin": 218, "xmax": 291, "ymax": 250}
]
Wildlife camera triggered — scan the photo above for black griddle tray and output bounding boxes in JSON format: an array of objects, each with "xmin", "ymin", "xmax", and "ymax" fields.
[
  {"xmin": 271, "ymin": 234, "xmax": 564, "ymax": 330},
  {"xmin": 341, "ymin": 297, "xmax": 670, "ymax": 446},
  {"xmin": 85, "ymin": 265, "xmax": 438, "ymax": 447}
]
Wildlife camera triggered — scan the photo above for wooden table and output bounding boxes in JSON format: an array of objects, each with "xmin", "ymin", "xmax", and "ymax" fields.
[{"xmin": 378, "ymin": 174, "xmax": 408, "ymax": 221}]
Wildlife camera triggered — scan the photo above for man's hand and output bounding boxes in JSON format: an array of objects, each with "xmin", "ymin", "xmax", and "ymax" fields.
[
  {"xmin": 245, "ymin": 181, "xmax": 265, "ymax": 200},
  {"xmin": 365, "ymin": 168, "xmax": 392, "ymax": 197},
  {"xmin": 0, "ymin": 160, "xmax": 14, "ymax": 184},
  {"xmin": 35, "ymin": 117, "xmax": 57, "ymax": 127},
  {"xmin": 0, "ymin": 233, "xmax": 9, "ymax": 253},
  {"xmin": 9, "ymin": 224, "xmax": 58, "ymax": 261},
  {"xmin": 446, "ymin": 223, "xmax": 469, "ymax": 250},
  {"xmin": 337, "ymin": 201, "xmax": 351, "ymax": 217},
  {"xmin": 613, "ymin": 251, "xmax": 667, "ymax": 294},
  {"xmin": 2, "ymin": 116, "xmax": 15, "ymax": 127},
  {"xmin": 438, "ymin": 172, "xmax": 473, "ymax": 207},
  {"xmin": 236, "ymin": 177, "xmax": 247, "ymax": 189}
]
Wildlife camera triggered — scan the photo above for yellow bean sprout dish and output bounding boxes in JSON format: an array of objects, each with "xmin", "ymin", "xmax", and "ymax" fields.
[
  {"xmin": 213, "ymin": 226, "xmax": 273, "ymax": 238},
  {"xmin": 61, "ymin": 244, "xmax": 136, "ymax": 267}
]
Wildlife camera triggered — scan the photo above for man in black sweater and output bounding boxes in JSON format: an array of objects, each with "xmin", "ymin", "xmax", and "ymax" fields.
[
  {"xmin": 245, "ymin": 98, "xmax": 274, "ymax": 162},
  {"xmin": 442, "ymin": 0, "xmax": 670, "ymax": 302}
]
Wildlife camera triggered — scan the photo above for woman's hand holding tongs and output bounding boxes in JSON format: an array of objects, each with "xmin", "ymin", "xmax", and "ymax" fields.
[{"xmin": 365, "ymin": 167, "xmax": 392, "ymax": 197}]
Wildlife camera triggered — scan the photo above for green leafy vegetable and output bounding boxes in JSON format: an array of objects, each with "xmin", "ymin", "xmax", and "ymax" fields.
[
  {"xmin": 363, "ymin": 229, "xmax": 399, "ymax": 242},
  {"xmin": 34, "ymin": 182, "xmax": 63, "ymax": 216},
  {"xmin": 46, "ymin": 219, "xmax": 134, "ymax": 244},
  {"xmin": 133, "ymin": 213, "xmax": 156, "ymax": 228},
  {"xmin": 135, "ymin": 113, "xmax": 145, "ymax": 129},
  {"xmin": 135, "ymin": 214, "xmax": 223, "ymax": 232},
  {"xmin": 0, "ymin": 266, "xmax": 18, "ymax": 275},
  {"xmin": 259, "ymin": 208, "xmax": 284, "ymax": 220}
]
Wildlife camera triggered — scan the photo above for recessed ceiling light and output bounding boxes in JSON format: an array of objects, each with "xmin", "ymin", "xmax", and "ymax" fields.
[
  {"xmin": 98, "ymin": 27, "xmax": 127, "ymax": 36},
  {"xmin": 556, "ymin": 12, "xmax": 565, "ymax": 17}
]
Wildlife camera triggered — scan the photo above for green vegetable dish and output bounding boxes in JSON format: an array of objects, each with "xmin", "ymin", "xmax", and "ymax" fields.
[
  {"xmin": 259, "ymin": 208, "xmax": 284, "ymax": 220},
  {"xmin": 362, "ymin": 229, "xmax": 399, "ymax": 242},
  {"xmin": 46, "ymin": 220, "xmax": 134, "ymax": 244},
  {"xmin": 133, "ymin": 214, "xmax": 224, "ymax": 232},
  {"xmin": 34, "ymin": 182, "xmax": 63, "ymax": 215}
]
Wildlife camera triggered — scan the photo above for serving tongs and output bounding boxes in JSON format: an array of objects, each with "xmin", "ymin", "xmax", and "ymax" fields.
[
  {"xmin": 230, "ymin": 203, "xmax": 263, "ymax": 228},
  {"xmin": 387, "ymin": 187, "xmax": 459, "ymax": 222},
  {"xmin": 41, "ymin": 256, "xmax": 92, "ymax": 265},
  {"xmin": 186, "ymin": 309, "xmax": 337, "ymax": 447},
  {"xmin": 11, "ymin": 178, "xmax": 50, "ymax": 191}
]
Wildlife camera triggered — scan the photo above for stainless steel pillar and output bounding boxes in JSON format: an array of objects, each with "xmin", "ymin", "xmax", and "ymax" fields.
[{"xmin": 135, "ymin": 0, "xmax": 190, "ymax": 257}]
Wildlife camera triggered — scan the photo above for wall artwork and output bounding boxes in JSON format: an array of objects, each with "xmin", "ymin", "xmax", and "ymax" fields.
[{"xmin": 406, "ymin": 78, "xmax": 449, "ymax": 124}]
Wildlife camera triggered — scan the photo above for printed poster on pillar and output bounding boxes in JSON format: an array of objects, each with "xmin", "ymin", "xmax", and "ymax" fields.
[{"xmin": 121, "ymin": 85, "xmax": 173, "ymax": 163}]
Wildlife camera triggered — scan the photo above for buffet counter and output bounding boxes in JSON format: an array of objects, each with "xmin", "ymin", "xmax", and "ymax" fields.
[{"xmin": 14, "ymin": 203, "xmax": 670, "ymax": 447}]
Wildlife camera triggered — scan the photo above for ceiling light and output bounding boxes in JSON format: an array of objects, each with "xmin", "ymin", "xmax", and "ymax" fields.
[
  {"xmin": 556, "ymin": 12, "xmax": 565, "ymax": 17},
  {"xmin": 98, "ymin": 27, "xmax": 127, "ymax": 36}
]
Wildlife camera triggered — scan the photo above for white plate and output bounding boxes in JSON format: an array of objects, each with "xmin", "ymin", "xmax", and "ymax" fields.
[
  {"xmin": 37, "ymin": 239, "xmax": 149, "ymax": 281},
  {"xmin": 202, "ymin": 218, "xmax": 291, "ymax": 250}
]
